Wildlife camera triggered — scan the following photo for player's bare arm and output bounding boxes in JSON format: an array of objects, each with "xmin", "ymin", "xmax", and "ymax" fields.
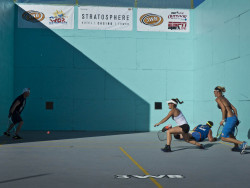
[{"xmin": 154, "ymin": 110, "xmax": 174, "ymax": 127}]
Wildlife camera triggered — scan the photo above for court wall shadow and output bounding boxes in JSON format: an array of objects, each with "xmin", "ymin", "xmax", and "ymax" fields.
[
  {"xmin": 10, "ymin": 5, "xmax": 150, "ymax": 144},
  {"xmin": 0, "ymin": 131, "xmax": 148, "ymax": 145}
]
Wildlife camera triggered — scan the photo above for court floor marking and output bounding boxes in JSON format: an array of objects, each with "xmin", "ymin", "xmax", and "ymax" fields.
[
  {"xmin": 119, "ymin": 147, "xmax": 163, "ymax": 188},
  {"xmin": 219, "ymin": 141, "xmax": 234, "ymax": 147}
]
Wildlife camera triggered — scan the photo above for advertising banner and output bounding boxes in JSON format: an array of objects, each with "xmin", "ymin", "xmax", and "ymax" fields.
[
  {"xmin": 137, "ymin": 8, "xmax": 189, "ymax": 32},
  {"xmin": 78, "ymin": 6, "xmax": 133, "ymax": 31},
  {"xmin": 18, "ymin": 4, "xmax": 74, "ymax": 29}
]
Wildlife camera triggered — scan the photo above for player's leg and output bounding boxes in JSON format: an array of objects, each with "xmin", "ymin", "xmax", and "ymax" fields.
[
  {"xmin": 182, "ymin": 133, "xmax": 204, "ymax": 148},
  {"xmin": 162, "ymin": 126, "xmax": 183, "ymax": 152},
  {"xmin": 229, "ymin": 133, "xmax": 239, "ymax": 150},
  {"xmin": 221, "ymin": 136, "xmax": 242, "ymax": 145},
  {"xmin": 4, "ymin": 115, "xmax": 16, "ymax": 136},
  {"xmin": 222, "ymin": 136, "xmax": 247, "ymax": 154},
  {"xmin": 221, "ymin": 119, "xmax": 243, "ymax": 145},
  {"xmin": 5, "ymin": 123, "xmax": 15, "ymax": 135},
  {"xmin": 221, "ymin": 121, "xmax": 247, "ymax": 153},
  {"xmin": 178, "ymin": 124, "xmax": 203, "ymax": 148},
  {"xmin": 173, "ymin": 133, "xmax": 183, "ymax": 140},
  {"xmin": 167, "ymin": 126, "xmax": 183, "ymax": 145},
  {"xmin": 12, "ymin": 113, "xmax": 23, "ymax": 139},
  {"xmin": 15, "ymin": 121, "xmax": 23, "ymax": 135},
  {"xmin": 174, "ymin": 132, "xmax": 192, "ymax": 140},
  {"xmin": 190, "ymin": 132, "xmax": 201, "ymax": 142}
]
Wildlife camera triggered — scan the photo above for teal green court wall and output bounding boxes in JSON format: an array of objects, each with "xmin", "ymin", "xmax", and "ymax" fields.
[
  {"xmin": 6, "ymin": 0, "xmax": 250, "ymax": 141},
  {"xmin": 193, "ymin": 0, "xmax": 250, "ymax": 142},
  {"xmin": 14, "ymin": 7, "xmax": 194, "ymax": 131},
  {"xmin": 0, "ymin": 0, "xmax": 15, "ymax": 133}
]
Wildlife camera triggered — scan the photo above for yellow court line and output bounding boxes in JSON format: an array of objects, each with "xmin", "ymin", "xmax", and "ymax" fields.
[
  {"xmin": 219, "ymin": 141, "xmax": 234, "ymax": 147},
  {"xmin": 119, "ymin": 147, "xmax": 163, "ymax": 188}
]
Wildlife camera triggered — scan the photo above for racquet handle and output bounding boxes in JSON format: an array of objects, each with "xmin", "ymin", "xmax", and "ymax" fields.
[
  {"xmin": 166, "ymin": 124, "xmax": 172, "ymax": 129},
  {"xmin": 162, "ymin": 124, "xmax": 172, "ymax": 132}
]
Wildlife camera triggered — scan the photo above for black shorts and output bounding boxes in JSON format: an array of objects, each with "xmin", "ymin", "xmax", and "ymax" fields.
[
  {"xmin": 179, "ymin": 124, "xmax": 190, "ymax": 133},
  {"xmin": 10, "ymin": 111, "xmax": 23, "ymax": 125}
]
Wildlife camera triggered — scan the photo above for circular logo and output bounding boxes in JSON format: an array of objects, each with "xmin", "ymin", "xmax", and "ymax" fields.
[
  {"xmin": 22, "ymin": 10, "xmax": 45, "ymax": 23},
  {"xmin": 140, "ymin": 13, "xmax": 164, "ymax": 26}
]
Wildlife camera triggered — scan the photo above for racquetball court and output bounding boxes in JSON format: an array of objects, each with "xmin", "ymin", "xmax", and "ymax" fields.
[{"xmin": 0, "ymin": 0, "xmax": 250, "ymax": 188}]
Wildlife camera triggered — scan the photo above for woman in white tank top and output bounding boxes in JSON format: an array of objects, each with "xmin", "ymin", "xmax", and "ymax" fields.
[{"xmin": 154, "ymin": 98, "xmax": 204, "ymax": 152}]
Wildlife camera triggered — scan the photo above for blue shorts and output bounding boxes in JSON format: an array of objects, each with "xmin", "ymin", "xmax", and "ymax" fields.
[
  {"xmin": 221, "ymin": 116, "xmax": 237, "ymax": 138},
  {"xmin": 191, "ymin": 132, "xmax": 204, "ymax": 142},
  {"xmin": 191, "ymin": 132, "xmax": 201, "ymax": 141}
]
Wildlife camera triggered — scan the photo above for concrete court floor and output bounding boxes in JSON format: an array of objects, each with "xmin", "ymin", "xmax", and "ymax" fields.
[{"xmin": 0, "ymin": 131, "xmax": 249, "ymax": 188}]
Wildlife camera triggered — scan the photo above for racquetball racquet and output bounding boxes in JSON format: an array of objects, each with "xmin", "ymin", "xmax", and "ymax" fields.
[
  {"xmin": 157, "ymin": 130, "xmax": 167, "ymax": 141},
  {"xmin": 216, "ymin": 124, "xmax": 224, "ymax": 139},
  {"xmin": 157, "ymin": 124, "xmax": 172, "ymax": 141},
  {"xmin": 217, "ymin": 119, "xmax": 240, "ymax": 139},
  {"xmin": 234, "ymin": 120, "xmax": 240, "ymax": 137},
  {"xmin": 234, "ymin": 126, "xmax": 238, "ymax": 137}
]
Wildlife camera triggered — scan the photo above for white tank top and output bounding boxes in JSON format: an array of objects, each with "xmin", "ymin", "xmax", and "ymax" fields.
[{"xmin": 173, "ymin": 109, "xmax": 188, "ymax": 125}]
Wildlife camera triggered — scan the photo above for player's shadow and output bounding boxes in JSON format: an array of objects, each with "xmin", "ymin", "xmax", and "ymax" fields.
[
  {"xmin": 172, "ymin": 142, "xmax": 218, "ymax": 152},
  {"xmin": 172, "ymin": 146, "xmax": 206, "ymax": 152},
  {"xmin": 173, "ymin": 146, "xmax": 203, "ymax": 152},
  {"xmin": 172, "ymin": 147, "xmax": 191, "ymax": 152},
  {"xmin": 248, "ymin": 129, "xmax": 250, "ymax": 139},
  {"xmin": 204, "ymin": 143, "xmax": 219, "ymax": 148}
]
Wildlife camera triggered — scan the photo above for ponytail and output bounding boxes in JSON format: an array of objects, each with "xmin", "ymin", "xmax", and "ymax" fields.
[{"xmin": 172, "ymin": 98, "xmax": 184, "ymax": 105}]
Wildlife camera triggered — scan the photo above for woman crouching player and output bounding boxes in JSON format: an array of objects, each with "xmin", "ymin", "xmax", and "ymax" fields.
[{"xmin": 154, "ymin": 98, "xmax": 204, "ymax": 152}]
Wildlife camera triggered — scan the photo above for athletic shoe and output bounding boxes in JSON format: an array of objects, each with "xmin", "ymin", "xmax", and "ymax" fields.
[
  {"xmin": 199, "ymin": 144, "xmax": 205, "ymax": 149},
  {"xmin": 240, "ymin": 141, "xmax": 247, "ymax": 154},
  {"xmin": 161, "ymin": 145, "xmax": 172, "ymax": 152},
  {"xmin": 13, "ymin": 135, "xmax": 22, "ymax": 140},
  {"xmin": 3, "ymin": 132, "xmax": 10, "ymax": 137},
  {"xmin": 231, "ymin": 146, "xmax": 240, "ymax": 152}
]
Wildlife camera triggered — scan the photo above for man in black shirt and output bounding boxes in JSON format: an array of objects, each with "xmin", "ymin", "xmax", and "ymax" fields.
[{"xmin": 4, "ymin": 88, "xmax": 30, "ymax": 139}]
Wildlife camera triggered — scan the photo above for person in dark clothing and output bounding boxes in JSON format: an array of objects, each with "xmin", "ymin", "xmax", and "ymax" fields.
[{"xmin": 4, "ymin": 88, "xmax": 30, "ymax": 139}]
